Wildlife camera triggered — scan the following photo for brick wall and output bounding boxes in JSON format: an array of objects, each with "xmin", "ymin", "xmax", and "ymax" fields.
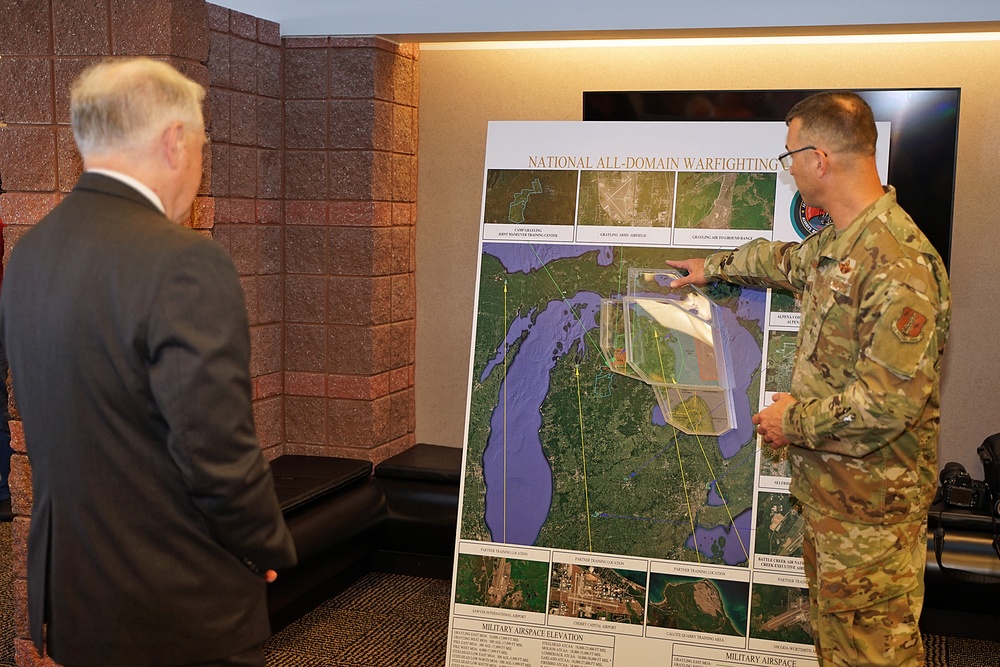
[
  {"xmin": 280, "ymin": 36, "xmax": 417, "ymax": 461},
  {"xmin": 206, "ymin": 5, "xmax": 287, "ymax": 458},
  {"xmin": 0, "ymin": 1, "xmax": 418, "ymax": 664}
]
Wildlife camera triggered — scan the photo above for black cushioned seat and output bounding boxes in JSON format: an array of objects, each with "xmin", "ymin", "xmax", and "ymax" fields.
[
  {"xmin": 374, "ymin": 443, "xmax": 462, "ymax": 483},
  {"xmin": 272, "ymin": 455, "xmax": 372, "ymax": 512},
  {"xmin": 374, "ymin": 444, "xmax": 461, "ymax": 577},
  {"xmin": 266, "ymin": 455, "xmax": 387, "ymax": 631}
]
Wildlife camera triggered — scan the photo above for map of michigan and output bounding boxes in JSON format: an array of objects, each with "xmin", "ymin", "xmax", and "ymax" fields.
[{"xmin": 462, "ymin": 242, "xmax": 767, "ymax": 566}]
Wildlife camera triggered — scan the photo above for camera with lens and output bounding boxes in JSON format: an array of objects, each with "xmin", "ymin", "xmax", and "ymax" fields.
[
  {"xmin": 978, "ymin": 432, "xmax": 1000, "ymax": 517},
  {"xmin": 938, "ymin": 461, "xmax": 990, "ymax": 512}
]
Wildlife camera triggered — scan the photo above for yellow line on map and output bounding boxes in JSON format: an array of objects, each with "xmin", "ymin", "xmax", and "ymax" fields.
[
  {"xmin": 669, "ymin": 380, "xmax": 749, "ymax": 562},
  {"xmin": 503, "ymin": 279, "xmax": 508, "ymax": 543},
  {"xmin": 654, "ymin": 328, "xmax": 667, "ymax": 384},
  {"xmin": 576, "ymin": 365, "xmax": 594, "ymax": 553},
  {"xmin": 672, "ymin": 425, "xmax": 701, "ymax": 564},
  {"xmin": 655, "ymin": 335, "xmax": 700, "ymax": 561},
  {"xmin": 617, "ymin": 245, "xmax": 626, "ymax": 297},
  {"xmin": 693, "ymin": 432, "xmax": 749, "ymax": 561}
]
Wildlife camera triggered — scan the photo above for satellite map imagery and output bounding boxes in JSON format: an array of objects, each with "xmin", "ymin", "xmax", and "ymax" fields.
[
  {"xmin": 548, "ymin": 562, "xmax": 647, "ymax": 624},
  {"xmin": 454, "ymin": 553, "xmax": 549, "ymax": 613},
  {"xmin": 483, "ymin": 169, "xmax": 579, "ymax": 226},
  {"xmin": 576, "ymin": 170, "xmax": 675, "ymax": 228},
  {"xmin": 646, "ymin": 572, "xmax": 749, "ymax": 637},
  {"xmin": 462, "ymin": 241, "xmax": 769, "ymax": 566},
  {"xmin": 674, "ymin": 172, "xmax": 777, "ymax": 231}
]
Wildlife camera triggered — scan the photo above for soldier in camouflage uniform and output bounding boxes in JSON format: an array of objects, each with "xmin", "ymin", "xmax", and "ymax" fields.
[{"xmin": 669, "ymin": 91, "xmax": 951, "ymax": 667}]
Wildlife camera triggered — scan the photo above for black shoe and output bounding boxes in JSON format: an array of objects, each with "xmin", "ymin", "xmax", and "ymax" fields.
[{"xmin": 0, "ymin": 498, "xmax": 12, "ymax": 522}]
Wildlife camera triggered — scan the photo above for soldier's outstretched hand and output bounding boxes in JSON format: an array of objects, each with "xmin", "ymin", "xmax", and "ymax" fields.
[{"xmin": 666, "ymin": 258, "xmax": 709, "ymax": 288}]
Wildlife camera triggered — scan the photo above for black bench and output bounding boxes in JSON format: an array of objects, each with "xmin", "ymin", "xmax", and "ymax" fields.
[
  {"xmin": 267, "ymin": 455, "xmax": 388, "ymax": 631},
  {"xmin": 374, "ymin": 443, "xmax": 462, "ymax": 578},
  {"xmin": 265, "ymin": 444, "xmax": 461, "ymax": 630}
]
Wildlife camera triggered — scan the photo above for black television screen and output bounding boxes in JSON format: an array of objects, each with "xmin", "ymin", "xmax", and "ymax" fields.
[{"xmin": 583, "ymin": 89, "xmax": 960, "ymax": 269}]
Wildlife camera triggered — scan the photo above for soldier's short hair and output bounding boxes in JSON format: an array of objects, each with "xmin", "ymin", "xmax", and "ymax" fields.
[{"xmin": 785, "ymin": 91, "xmax": 877, "ymax": 157}]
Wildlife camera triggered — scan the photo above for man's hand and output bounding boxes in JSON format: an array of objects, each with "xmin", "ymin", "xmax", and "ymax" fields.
[
  {"xmin": 666, "ymin": 258, "xmax": 709, "ymax": 288},
  {"xmin": 752, "ymin": 392, "xmax": 796, "ymax": 450}
]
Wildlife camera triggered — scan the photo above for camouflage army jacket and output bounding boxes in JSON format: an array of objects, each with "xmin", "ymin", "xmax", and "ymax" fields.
[{"xmin": 704, "ymin": 188, "xmax": 951, "ymax": 524}]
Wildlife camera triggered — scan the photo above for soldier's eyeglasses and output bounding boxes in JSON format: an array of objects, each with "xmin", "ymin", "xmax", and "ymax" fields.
[{"xmin": 777, "ymin": 146, "xmax": 816, "ymax": 170}]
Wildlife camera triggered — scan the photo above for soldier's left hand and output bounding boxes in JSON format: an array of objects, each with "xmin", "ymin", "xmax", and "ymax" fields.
[{"xmin": 752, "ymin": 392, "xmax": 796, "ymax": 449}]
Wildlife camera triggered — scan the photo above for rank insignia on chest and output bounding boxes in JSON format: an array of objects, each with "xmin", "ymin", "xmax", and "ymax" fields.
[
  {"xmin": 826, "ymin": 258, "xmax": 856, "ymax": 296},
  {"xmin": 894, "ymin": 307, "xmax": 928, "ymax": 342}
]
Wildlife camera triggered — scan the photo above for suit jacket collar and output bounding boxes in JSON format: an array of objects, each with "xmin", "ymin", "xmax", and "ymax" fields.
[{"xmin": 74, "ymin": 172, "xmax": 165, "ymax": 217}]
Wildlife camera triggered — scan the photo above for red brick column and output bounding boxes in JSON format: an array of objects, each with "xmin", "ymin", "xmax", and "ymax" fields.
[
  {"xmin": 282, "ymin": 37, "xmax": 417, "ymax": 462},
  {"xmin": 206, "ymin": 5, "xmax": 286, "ymax": 459}
]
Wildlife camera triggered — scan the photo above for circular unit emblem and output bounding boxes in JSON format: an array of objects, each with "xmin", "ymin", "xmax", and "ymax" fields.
[{"xmin": 790, "ymin": 192, "xmax": 831, "ymax": 239}]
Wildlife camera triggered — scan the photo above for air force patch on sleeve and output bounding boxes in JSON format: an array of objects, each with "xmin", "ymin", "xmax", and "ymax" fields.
[
  {"xmin": 894, "ymin": 307, "xmax": 928, "ymax": 343},
  {"xmin": 868, "ymin": 282, "xmax": 935, "ymax": 379}
]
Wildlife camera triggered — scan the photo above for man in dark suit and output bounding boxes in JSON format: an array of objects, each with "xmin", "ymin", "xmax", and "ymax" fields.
[{"xmin": 0, "ymin": 58, "xmax": 296, "ymax": 667}]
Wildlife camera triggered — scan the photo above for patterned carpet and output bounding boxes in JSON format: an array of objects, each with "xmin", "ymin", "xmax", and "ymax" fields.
[
  {"xmin": 263, "ymin": 572, "xmax": 450, "ymax": 667},
  {"xmin": 924, "ymin": 633, "xmax": 1000, "ymax": 667},
  {"xmin": 0, "ymin": 522, "xmax": 998, "ymax": 667}
]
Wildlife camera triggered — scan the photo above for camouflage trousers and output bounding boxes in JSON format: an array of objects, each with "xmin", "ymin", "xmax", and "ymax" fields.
[{"xmin": 801, "ymin": 505, "xmax": 927, "ymax": 667}]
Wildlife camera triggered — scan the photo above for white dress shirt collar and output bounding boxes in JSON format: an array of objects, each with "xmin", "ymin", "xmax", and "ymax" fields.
[{"xmin": 85, "ymin": 168, "xmax": 166, "ymax": 216}]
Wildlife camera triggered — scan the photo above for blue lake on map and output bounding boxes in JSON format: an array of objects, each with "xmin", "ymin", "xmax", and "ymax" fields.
[
  {"xmin": 477, "ymin": 242, "xmax": 765, "ymax": 563},
  {"xmin": 480, "ymin": 291, "xmax": 603, "ymax": 545}
]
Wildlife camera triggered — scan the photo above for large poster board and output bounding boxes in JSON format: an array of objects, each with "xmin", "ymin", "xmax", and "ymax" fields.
[{"xmin": 447, "ymin": 120, "xmax": 889, "ymax": 667}]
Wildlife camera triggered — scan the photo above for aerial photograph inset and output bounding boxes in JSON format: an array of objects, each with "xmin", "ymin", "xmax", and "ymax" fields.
[
  {"xmin": 483, "ymin": 169, "xmax": 579, "ymax": 226},
  {"xmin": 548, "ymin": 562, "xmax": 646, "ymax": 625},
  {"xmin": 454, "ymin": 553, "xmax": 549, "ymax": 613},
  {"xmin": 577, "ymin": 170, "xmax": 676, "ymax": 228},
  {"xmin": 646, "ymin": 572, "xmax": 749, "ymax": 637},
  {"xmin": 770, "ymin": 288, "xmax": 801, "ymax": 315},
  {"xmin": 758, "ymin": 444, "xmax": 791, "ymax": 479},
  {"xmin": 674, "ymin": 172, "xmax": 776, "ymax": 231},
  {"xmin": 748, "ymin": 582, "xmax": 812, "ymax": 646},
  {"xmin": 764, "ymin": 329, "xmax": 797, "ymax": 395},
  {"xmin": 754, "ymin": 491, "xmax": 804, "ymax": 559}
]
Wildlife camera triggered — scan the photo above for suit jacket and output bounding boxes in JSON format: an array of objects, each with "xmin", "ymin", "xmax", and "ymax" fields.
[{"xmin": 0, "ymin": 173, "xmax": 297, "ymax": 666}]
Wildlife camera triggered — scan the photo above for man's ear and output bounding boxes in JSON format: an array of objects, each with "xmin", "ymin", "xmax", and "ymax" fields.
[
  {"xmin": 813, "ymin": 149, "xmax": 830, "ymax": 178},
  {"xmin": 161, "ymin": 122, "xmax": 186, "ymax": 169}
]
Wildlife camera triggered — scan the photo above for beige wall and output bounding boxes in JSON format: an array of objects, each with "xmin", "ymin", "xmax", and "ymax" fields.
[{"xmin": 414, "ymin": 38, "xmax": 1000, "ymax": 475}]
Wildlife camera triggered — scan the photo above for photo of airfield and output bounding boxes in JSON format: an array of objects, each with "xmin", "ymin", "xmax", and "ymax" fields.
[
  {"xmin": 454, "ymin": 554, "xmax": 549, "ymax": 613},
  {"xmin": 764, "ymin": 330, "xmax": 797, "ymax": 395},
  {"xmin": 754, "ymin": 492, "xmax": 804, "ymax": 559},
  {"xmin": 674, "ymin": 172, "xmax": 776, "ymax": 231},
  {"xmin": 548, "ymin": 562, "xmax": 646, "ymax": 625},
  {"xmin": 576, "ymin": 170, "xmax": 675, "ymax": 228},
  {"xmin": 483, "ymin": 169, "xmax": 578, "ymax": 226},
  {"xmin": 646, "ymin": 573, "xmax": 749, "ymax": 637},
  {"xmin": 770, "ymin": 288, "xmax": 801, "ymax": 315},
  {"xmin": 749, "ymin": 583, "xmax": 812, "ymax": 646}
]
